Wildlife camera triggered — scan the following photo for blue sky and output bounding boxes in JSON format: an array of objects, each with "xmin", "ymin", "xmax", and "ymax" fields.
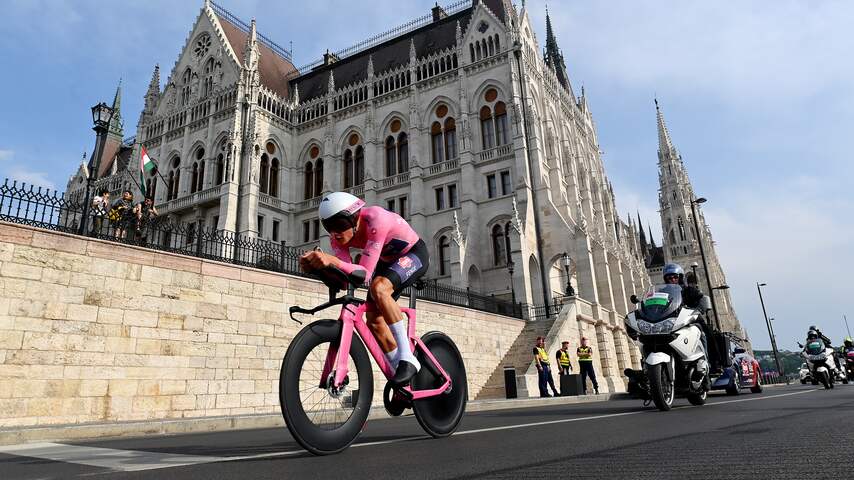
[{"xmin": 1, "ymin": 1, "xmax": 852, "ymax": 350}]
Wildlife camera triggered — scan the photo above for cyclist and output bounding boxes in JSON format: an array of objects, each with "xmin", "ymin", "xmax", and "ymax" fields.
[{"xmin": 299, "ymin": 192, "xmax": 429, "ymax": 387}]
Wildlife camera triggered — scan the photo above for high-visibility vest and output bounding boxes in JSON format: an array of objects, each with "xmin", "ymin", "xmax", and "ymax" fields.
[
  {"xmin": 557, "ymin": 350, "xmax": 571, "ymax": 368},
  {"xmin": 578, "ymin": 346, "xmax": 593, "ymax": 362},
  {"xmin": 535, "ymin": 347, "xmax": 549, "ymax": 365}
]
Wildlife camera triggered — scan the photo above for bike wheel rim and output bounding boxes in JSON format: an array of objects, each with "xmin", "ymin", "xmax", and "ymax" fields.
[
  {"xmin": 662, "ymin": 366, "xmax": 674, "ymax": 404},
  {"xmin": 296, "ymin": 340, "xmax": 361, "ymax": 430}
]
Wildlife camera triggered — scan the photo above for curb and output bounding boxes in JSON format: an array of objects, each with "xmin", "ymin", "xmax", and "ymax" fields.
[{"xmin": 0, "ymin": 393, "xmax": 628, "ymax": 446}]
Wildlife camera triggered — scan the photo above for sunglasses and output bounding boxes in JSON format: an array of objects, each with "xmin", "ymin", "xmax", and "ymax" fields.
[{"xmin": 322, "ymin": 217, "xmax": 354, "ymax": 234}]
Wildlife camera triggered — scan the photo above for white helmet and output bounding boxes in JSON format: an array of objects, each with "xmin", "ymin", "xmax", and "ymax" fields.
[{"xmin": 319, "ymin": 192, "xmax": 365, "ymax": 232}]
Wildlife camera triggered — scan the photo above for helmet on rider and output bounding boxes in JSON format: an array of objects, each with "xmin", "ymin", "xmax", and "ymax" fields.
[
  {"xmin": 662, "ymin": 263, "xmax": 685, "ymax": 285},
  {"xmin": 319, "ymin": 192, "xmax": 365, "ymax": 233},
  {"xmin": 807, "ymin": 329, "xmax": 819, "ymax": 340},
  {"xmin": 845, "ymin": 337, "xmax": 853, "ymax": 348}
]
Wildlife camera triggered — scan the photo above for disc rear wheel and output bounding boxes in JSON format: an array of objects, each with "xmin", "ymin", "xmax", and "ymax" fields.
[{"xmin": 411, "ymin": 332, "xmax": 467, "ymax": 437}]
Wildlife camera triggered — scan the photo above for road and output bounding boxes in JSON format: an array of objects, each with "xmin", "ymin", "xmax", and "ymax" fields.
[{"xmin": 2, "ymin": 384, "xmax": 851, "ymax": 479}]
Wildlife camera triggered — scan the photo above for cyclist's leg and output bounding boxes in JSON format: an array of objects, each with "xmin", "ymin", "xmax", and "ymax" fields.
[{"xmin": 371, "ymin": 240, "xmax": 429, "ymax": 385}]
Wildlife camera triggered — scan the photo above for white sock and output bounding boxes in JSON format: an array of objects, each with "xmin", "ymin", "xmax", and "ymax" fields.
[
  {"xmin": 389, "ymin": 317, "xmax": 420, "ymax": 371},
  {"xmin": 385, "ymin": 348, "xmax": 399, "ymax": 370}
]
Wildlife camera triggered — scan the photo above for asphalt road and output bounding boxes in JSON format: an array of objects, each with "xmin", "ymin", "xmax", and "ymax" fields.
[{"xmin": 2, "ymin": 384, "xmax": 852, "ymax": 479}]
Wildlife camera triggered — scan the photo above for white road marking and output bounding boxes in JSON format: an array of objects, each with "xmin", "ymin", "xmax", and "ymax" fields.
[{"xmin": 0, "ymin": 388, "xmax": 818, "ymax": 472}]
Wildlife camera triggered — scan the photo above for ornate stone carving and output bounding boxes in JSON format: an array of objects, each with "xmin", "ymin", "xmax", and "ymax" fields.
[
  {"xmin": 511, "ymin": 197, "xmax": 525, "ymax": 237},
  {"xmin": 451, "ymin": 212, "xmax": 465, "ymax": 247}
]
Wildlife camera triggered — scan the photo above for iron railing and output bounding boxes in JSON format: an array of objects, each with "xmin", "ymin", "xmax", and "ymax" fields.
[{"xmin": 0, "ymin": 178, "xmax": 530, "ymax": 318}]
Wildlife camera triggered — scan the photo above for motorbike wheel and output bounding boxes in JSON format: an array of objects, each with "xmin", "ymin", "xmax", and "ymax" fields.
[
  {"xmin": 279, "ymin": 320, "xmax": 374, "ymax": 456},
  {"xmin": 647, "ymin": 363, "xmax": 674, "ymax": 411},
  {"xmin": 750, "ymin": 373, "xmax": 763, "ymax": 393},
  {"xmin": 819, "ymin": 371, "xmax": 830, "ymax": 389},
  {"xmin": 725, "ymin": 375, "xmax": 740, "ymax": 396},
  {"xmin": 687, "ymin": 388, "xmax": 707, "ymax": 406},
  {"xmin": 800, "ymin": 379, "xmax": 806, "ymax": 385},
  {"xmin": 411, "ymin": 332, "xmax": 467, "ymax": 438}
]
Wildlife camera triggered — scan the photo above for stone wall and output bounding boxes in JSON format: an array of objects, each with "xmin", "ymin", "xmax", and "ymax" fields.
[{"xmin": 0, "ymin": 222, "xmax": 525, "ymax": 428}]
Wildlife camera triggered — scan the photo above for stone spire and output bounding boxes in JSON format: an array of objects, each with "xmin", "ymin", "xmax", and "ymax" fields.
[
  {"xmin": 243, "ymin": 18, "xmax": 260, "ymax": 70},
  {"xmin": 367, "ymin": 55, "xmax": 374, "ymax": 79},
  {"xmin": 108, "ymin": 79, "xmax": 123, "ymax": 137},
  {"xmin": 543, "ymin": 7, "xmax": 569, "ymax": 91},
  {"xmin": 409, "ymin": 38, "xmax": 417, "ymax": 64},
  {"xmin": 637, "ymin": 212, "xmax": 648, "ymax": 252},
  {"xmin": 327, "ymin": 70, "xmax": 335, "ymax": 93},
  {"xmin": 648, "ymin": 225, "xmax": 656, "ymax": 249},
  {"xmin": 147, "ymin": 64, "xmax": 160, "ymax": 97},
  {"xmin": 655, "ymin": 98, "xmax": 677, "ymax": 159}
]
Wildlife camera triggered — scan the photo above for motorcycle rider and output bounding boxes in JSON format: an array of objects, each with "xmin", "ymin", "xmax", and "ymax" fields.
[{"xmin": 808, "ymin": 325, "xmax": 833, "ymax": 347}]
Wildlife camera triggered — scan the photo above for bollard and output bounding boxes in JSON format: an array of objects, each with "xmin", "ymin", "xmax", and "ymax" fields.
[{"xmin": 504, "ymin": 366, "xmax": 517, "ymax": 399}]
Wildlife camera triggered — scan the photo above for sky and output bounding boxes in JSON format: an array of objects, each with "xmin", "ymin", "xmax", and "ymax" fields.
[{"xmin": 1, "ymin": 1, "xmax": 852, "ymax": 350}]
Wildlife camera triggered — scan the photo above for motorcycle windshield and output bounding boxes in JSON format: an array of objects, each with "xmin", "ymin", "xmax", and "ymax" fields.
[
  {"xmin": 639, "ymin": 284, "xmax": 682, "ymax": 323},
  {"xmin": 805, "ymin": 341, "xmax": 824, "ymax": 355}
]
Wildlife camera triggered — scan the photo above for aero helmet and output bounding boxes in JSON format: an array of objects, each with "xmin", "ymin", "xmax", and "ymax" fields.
[{"xmin": 319, "ymin": 192, "xmax": 365, "ymax": 233}]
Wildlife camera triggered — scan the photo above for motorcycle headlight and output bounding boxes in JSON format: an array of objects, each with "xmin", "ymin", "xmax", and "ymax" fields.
[{"xmin": 637, "ymin": 319, "xmax": 675, "ymax": 335}]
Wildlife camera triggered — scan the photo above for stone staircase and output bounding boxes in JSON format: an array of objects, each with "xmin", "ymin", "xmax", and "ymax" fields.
[{"xmin": 475, "ymin": 315, "xmax": 559, "ymax": 400}]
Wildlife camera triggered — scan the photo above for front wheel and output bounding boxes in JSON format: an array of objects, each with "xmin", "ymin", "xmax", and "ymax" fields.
[
  {"xmin": 279, "ymin": 320, "xmax": 374, "ymax": 455},
  {"xmin": 819, "ymin": 371, "xmax": 830, "ymax": 389},
  {"xmin": 647, "ymin": 363, "xmax": 674, "ymax": 411},
  {"xmin": 687, "ymin": 387, "xmax": 707, "ymax": 406},
  {"xmin": 726, "ymin": 374, "xmax": 741, "ymax": 396},
  {"xmin": 411, "ymin": 331, "xmax": 467, "ymax": 437}
]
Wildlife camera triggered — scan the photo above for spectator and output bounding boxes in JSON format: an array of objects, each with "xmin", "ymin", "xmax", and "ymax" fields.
[
  {"xmin": 133, "ymin": 196, "xmax": 158, "ymax": 246},
  {"xmin": 533, "ymin": 336, "xmax": 559, "ymax": 397},
  {"xmin": 577, "ymin": 336, "xmax": 600, "ymax": 395},
  {"xmin": 110, "ymin": 190, "xmax": 135, "ymax": 240},
  {"xmin": 90, "ymin": 189, "xmax": 110, "ymax": 236},
  {"xmin": 556, "ymin": 341, "xmax": 572, "ymax": 375}
]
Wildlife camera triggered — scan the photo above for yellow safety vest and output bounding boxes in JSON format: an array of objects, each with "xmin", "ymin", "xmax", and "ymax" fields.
[
  {"xmin": 558, "ymin": 350, "xmax": 571, "ymax": 367},
  {"xmin": 578, "ymin": 346, "xmax": 593, "ymax": 362},
  {"xmin": 535, "ymin": 347, "xmax": 549, "ymax": 364}
]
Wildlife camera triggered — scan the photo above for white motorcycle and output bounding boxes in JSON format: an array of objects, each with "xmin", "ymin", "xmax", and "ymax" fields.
[
  {"xmin": 624, "ymin": 284, "xmax": 710, "ymax": 411},
  {"xmin": 799, "ymin": 339, "xmax": 836, "ymax": 389}
]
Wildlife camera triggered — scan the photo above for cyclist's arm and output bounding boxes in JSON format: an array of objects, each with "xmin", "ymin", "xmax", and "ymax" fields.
[{"xmin": 328, "ymin": 242, "xmax": 369, "ymax": 283}]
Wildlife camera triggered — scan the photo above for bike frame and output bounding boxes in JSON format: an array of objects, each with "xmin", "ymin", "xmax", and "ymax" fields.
[{"xmin": 320, "ymin": 301, "xmax": 452, "ymax": 400}]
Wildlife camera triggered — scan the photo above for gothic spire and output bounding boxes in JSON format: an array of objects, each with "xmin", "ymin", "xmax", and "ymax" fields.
[
  {"xmin": 243, "ymin": 18, "xmax": 259, "ymax": 69},
  {"xmin": 543, "ymin": 8, "xmax": 570, "ymax": 92},
  {"xmin": 648, "ymin": 225, "xmax": 656, "ymax": 249},
  {"xmin": 147, "ymin": 64, "xmax": 160, "ymax": 96},
  {"xmin": 637, "ymin": 212, "xmax": 648, "ymax": 250},
  {"xmin": 655, "ymin": 98, "xmax": 677, "ymax": 158},
  {"xmin": 108, "ymin": 78, "xmax": 123, "ymax": 137}
]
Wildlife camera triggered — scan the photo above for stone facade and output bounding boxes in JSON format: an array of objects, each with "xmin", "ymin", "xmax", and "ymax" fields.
[
  {"xmin": 0, "ymin": 222, "xmax": 533, "ymax": 427},
  {"xmin": 64, "ymin": 0, "xmax": 652, "ymax": 313}
]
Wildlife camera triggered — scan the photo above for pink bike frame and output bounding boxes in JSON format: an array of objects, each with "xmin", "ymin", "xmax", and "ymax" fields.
[{"xmin": 320, "ymin": 302, "xmax": 452, "ymax": 400}]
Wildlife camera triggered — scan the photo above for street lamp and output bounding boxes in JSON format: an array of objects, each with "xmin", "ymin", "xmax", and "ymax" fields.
[
  {"xmin": 561, "ymin": 252, "xmax": 575, "ymax": 297},
  {"xmin": 78, "ymin": 102, "xmax": 115, "ymax": 236},
  {"xmin": 757, "ymin": 282, "xmax": 786, "ymax": 383},
  {"xmin": 507, "ymin": 259, "xmax": 517, "ymax": 307},
  {"xmin": 690, "ymin": 197, "xmax": 721, "ymax": 331},
  {"xmin": 690, "ymin": 261, "xmax": 699, "ymax": 281}
]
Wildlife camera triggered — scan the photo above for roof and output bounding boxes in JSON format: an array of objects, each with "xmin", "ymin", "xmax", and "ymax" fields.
[
  {"xmin": 289, "ymin": 0, "xmax": 515, "ymax": 102},
  {"xmin": 647, "ymin": 246, "xmax": 666, "ymax": 269},
  {"xmin": 214, "ymin": 12, "xmax": 297, "ymax": 98}
]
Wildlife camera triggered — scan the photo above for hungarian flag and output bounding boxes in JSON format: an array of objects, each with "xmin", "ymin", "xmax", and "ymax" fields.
[{"xmin": 139, "ymin": 146, "xmax": 157, "ymax": 197}]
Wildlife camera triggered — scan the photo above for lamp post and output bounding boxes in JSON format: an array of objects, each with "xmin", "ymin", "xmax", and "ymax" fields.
[
  {"xmin": 507, "ymin": 259, "xmax": 517, "ymax": 307},
  {"xmin": 561, "ymin": 252, "xmax": 575, "ymax": 297},
  {"xmin": 78, "ymin": 102, "xmax": 115, "ymax": 236},
  {"xmin": 690, "ymin": 261, "xmax": 699, "ymax": 281},
  {"xmin": 757, "ymin": 282, "xmax": 785, "ymax": 382},
  {"xmin": 690, "ymin": 197, "xmax": 721, "ymax": 331}
]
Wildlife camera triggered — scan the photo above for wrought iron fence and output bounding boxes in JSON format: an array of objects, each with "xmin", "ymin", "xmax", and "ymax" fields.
[{"xmin": 0, "ymin": 178, "xmax": 529, "ymax": 318}]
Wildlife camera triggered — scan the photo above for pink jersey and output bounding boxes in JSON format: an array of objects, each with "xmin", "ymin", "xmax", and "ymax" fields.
[{"xmin": 331, "ymin": 206, "xmax": 420, "ymax": 283}]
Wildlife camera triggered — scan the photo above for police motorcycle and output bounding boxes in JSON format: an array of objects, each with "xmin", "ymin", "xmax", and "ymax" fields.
[
  {"xmin": 832, "ymin": 351, "xmax": 849, "ymax": 385},
  {"xmin": 798, "ymin": 335, "xmax": 837, "ymax": 389},
  {"xmin": 624, "ymin": 284, "xmax": 710, "ymax": 411}
]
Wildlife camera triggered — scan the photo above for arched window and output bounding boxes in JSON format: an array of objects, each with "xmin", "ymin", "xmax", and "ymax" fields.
[
  {"xmin": 492, "ymin": 224, "xmax": 507, "ymax": 266},
  {"xmin": 269, "ymin": 158, "xmax": 279, "ymax": 197},
  {"xmin": 168, "ymin": 156, "xmax": 181, "ymax": 200},
  {"xmin": 385, "ymin": 136, "xmax": 397, "ymax": 176},
  {"xmin": 191, "ymin": 163, "xmax": 199, "ymax": 193},
  {"xmin": 313, "ymin": 158, "xmax": 323, "ymax": 197},
  {"xmin": 343, "ymin": 149, "xmax": 354, "ymax": 188},
  {"xmin": 669, "ymin": 228, "xmax": 677, "ymax": 245},
  {"xmin": 398, "ymin": 132, "xmax": 409, "ymax": 173},
  {"xmin": 470, "ymin": 43, "xmax": 475, "ymax": 63},
  {"xmin": 678, "ymin": 217, "xmax": 686, "ymax": 241},
  {"xmin": 203, "ymin": 58, "xmax": 215, "ymax": 98},
  {"xmin": 215, "ymin": 153, "xmax": 224, "ymax": 185},
  {"xmin": 304, "ymin": 162, "xmax": 314, "ymax": 199},
  {"xmin": 494, "ymin": 101, "xmax": 508, "ymax": 146},
  {"xmin": 444, "ymin": 118, "xmax": 457, "ymax": 160},
  {"xmin": 181, "ymin": 68, "xmax": 192, "ymax": 106},
  {"xmin": 480, "ymin": 106, "xmax": 495, "ymax": 149},
  {"xmin": 259, "ymin": 154, "xmax": 269, "ymax": 194},
  {"xmin": 354, "ymin": 146, "xmax": 364, "ymax": 185},
  {"xmin": 438, "ymin": 235, "xmax": 450, "ymax": 276},
  {"xmin": 431, "ymin": 122, "xmax": 444, "ymax": 164}
]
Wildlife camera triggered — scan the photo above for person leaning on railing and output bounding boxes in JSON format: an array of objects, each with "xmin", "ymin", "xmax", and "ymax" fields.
[{"xmin": 90, "ymin": 188, "xmax": 110, "ymax": 236}]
